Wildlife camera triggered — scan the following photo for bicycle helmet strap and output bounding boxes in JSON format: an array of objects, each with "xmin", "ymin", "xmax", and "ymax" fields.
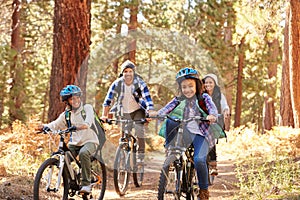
[{"xmin": 65, "ymin": 110, "xmax": 72, "ymax": 128}]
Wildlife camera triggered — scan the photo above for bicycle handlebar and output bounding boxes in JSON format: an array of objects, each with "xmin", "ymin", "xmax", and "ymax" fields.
[
  {"xmin": 36, "ymin": 126, "xmax": 76, "ymax": 135},
  {"xmin": 149, "ymin": 115, "xmax": 209, "ymax": 123},
  {"xmin": 104, "ymin": 118, "xmax": 148, "ymax": 125}
]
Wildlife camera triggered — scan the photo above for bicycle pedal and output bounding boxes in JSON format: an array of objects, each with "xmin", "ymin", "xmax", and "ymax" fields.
[{"xmin": 79, "ymin": 191, "xmax": 90, "ymax": 195}]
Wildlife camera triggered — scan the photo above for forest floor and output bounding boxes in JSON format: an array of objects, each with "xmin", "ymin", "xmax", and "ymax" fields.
[
  {"xmin": 0, "ymin": 134, "xmax": 239, "ymax": 200},
  {"xmin": 0, "ymin": 147, "xmax": 238, "ymax": 200},
  {"xmin": 0, "ymin": 121, "xmax": 299, "ymax": 200},
  {"xmin": 102, "ymin": 149, "xmax": 239, "ymax": 200}
]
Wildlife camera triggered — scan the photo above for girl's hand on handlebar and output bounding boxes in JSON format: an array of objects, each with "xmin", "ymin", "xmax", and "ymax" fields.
[
  {"xmin": 206, "ymin": 115, "xmax": 217, "ymax": 123},
  {"xmin": 146, "ymin": 110, "xmax": 158, "ymax": 121},
  {"xmin": 147, "ymin": 110, "xmax": 158, "ymax": 117}
]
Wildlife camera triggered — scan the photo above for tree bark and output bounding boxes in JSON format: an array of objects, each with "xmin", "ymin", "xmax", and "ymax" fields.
[
  {"xmin": 127, "ymin": 0, "xmax": 138, "ymax": 63},
  {"xmin": 264, "ymin": 39, "xmax": 279, "ymax": 130},
  {"xmin": 289, "ymin": 0, "xmax": 300, "ymax": 128},
  {"xmin": 223, "ymin": 4, "xmax": 234, "ymax": 131},
  {"xmin": 234, "ymin": 36, "xmax": 245, "ymax": 128},
  {"xmin": 280, "ymin": 3, "xmax": 294, "ymax": 127},
  {"xmin": 48, "ymin": 0, "xmax": 91, "ymax": 122},
  {"xmin": 9, "ymin": 0, "xmax": 26, "ymax": 123}
]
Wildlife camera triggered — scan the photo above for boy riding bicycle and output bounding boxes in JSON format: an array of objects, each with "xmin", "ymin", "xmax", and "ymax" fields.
[{"xmin": 37, "ymin": 85, "xmax": 100, "ymax": 194}]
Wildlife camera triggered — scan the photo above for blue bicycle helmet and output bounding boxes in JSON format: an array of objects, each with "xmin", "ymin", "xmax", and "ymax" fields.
[
  {"xmin": 176, "ymin": 67, "xmax": 199, "ymax": 83},
  {"xmin": 60, "ymin": 85, "xmax": 82, "ymax": 102}
]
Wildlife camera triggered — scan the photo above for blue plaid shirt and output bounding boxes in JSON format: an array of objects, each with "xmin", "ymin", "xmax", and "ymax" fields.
[
  {"xmin": 103, "ymin": 76, "xmax": 154, "ymax": 113},
  {"xmin": 158, "ymin": 93, "xmax": 218, "ymax": 148}
]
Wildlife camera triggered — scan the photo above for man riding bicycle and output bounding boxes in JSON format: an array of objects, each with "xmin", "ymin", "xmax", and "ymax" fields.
[{"xmin": 100, "ymin": 60, "xmax": 155, "ymax": 163}]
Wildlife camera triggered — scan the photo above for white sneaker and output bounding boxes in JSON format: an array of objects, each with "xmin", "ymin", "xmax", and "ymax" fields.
[{"xmin": 79, "ymin": 185, "xmax": 92, "ymax": 193}]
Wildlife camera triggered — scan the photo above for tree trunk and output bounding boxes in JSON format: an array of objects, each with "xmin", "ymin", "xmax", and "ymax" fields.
[
  {"xmin": 234, "ymin": 36, "xmax": 245, "ymax": 128},
  {"xmin": 127, "ymin": 0, "xmax": 138, "ymax": 63},
  {"xmin": 9, "ymin": 0, "xmax": 26, "ymax": 123},
  {"xmin": 48, "ymin": 0, "xmax": 91, "ymax": 122},
  {"xmin": 280, "ymin": 3, "xmax": 294, "ymax": 127},
  {"xmin": 289, "ymin": 0, "xmax": 300, "ymax": 128},
  {"xmin": 223, "ymin": 6, "xmax": 234, "ymax": 131},
  {"xmin": 264, "ymin": 39, "xmax": 279, "ymax": 130}
]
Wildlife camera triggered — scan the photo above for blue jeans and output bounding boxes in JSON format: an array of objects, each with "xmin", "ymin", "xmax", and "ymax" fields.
[{"xmin": 191, "ymin": 134, "xmax": 209, "ymax": 190}]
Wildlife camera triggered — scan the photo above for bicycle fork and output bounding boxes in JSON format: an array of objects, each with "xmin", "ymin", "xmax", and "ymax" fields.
[{"xmin": 46, "ymin": 154, "xmax": 65, "ymax": 192}]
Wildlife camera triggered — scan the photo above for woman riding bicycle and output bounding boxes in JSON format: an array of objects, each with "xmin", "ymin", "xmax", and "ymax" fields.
[
  {"xmin": 150, "ymin": 67, "xmax": 218, "ymax": 200},
  {"xmin": 37, "ymin": 85, "xmax": 100, "ymax": 194}
]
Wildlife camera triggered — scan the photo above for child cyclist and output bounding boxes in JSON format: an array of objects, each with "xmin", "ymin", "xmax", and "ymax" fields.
[
  {"xmin": 150, "ymin": 67, "xmax": 218, "ymax": 200},
  {"xmin": 38, "ymin": 85, "xmax": 99, "ymax": 194}
]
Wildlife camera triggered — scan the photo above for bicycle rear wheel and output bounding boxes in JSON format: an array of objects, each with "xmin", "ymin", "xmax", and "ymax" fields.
[
  {"xmin": 85, "ymin": 158, "xmax": 107, "ymax": 200},
  {"xmin": 207, "ymin": 161, "xmax": 215, "ymax": 185},
  {"xmin": 33, "ymin": 158, "xmax": 69, "ymax": 200},
  {"xmin": 113, "ymin": 146, "xmax": 130, "ymax": 196},
  {"xmin": 187, "ymin": 167, "xmax": 198, "ymax": 200},
  {"xmin": 157, "ymin": 154, "xmax": 181, "ymax": 200}
]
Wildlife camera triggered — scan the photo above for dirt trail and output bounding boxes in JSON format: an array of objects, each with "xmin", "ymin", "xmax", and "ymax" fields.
[
  {"xmin": 103, "ymin": 149, "xmax": 239, "ymax": 200},
  {"xmin": 0, "ymin": 142, "xmax": 239, "ymax": 200}
]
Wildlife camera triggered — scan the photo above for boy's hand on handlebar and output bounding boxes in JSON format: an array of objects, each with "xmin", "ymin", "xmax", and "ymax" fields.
[
  {"xmin": 100, "ymin": 116, "xmax": 108, "ymax": 122},
  {"xmin": 206, "ymin": 115, "xmax": 217, "ymax": 123}
]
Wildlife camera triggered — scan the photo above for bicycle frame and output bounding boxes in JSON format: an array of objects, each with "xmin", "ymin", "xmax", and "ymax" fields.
[
  {"xmin": 46, "ymin": 131, "xmax": 81, "ymax": 192},
  {"xmin": 157, "ymin": 115, "xmax": 208, "ymax": 199},
  {"xmin": 107, "ymin": 118, "xmax": 146, "ymax": 196}
]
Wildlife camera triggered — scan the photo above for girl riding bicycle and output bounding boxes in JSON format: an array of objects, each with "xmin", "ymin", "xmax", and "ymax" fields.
[{"xmin": 151, "ymin": 67, "xmax": 218, "ymax": 200}]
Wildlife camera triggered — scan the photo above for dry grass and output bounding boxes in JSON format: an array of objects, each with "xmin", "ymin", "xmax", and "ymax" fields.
[{"xmin": 217, "ymin": 124, "xmax": 300, "ymax": 199}]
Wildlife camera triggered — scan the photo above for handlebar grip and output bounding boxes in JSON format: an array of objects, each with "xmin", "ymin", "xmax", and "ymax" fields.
[
  {"xmin": 68, "ymin": 126, "xmax": 77, "ymax": 132},
  {"xmin": 106, "ymin": 119, "xmax": 113, "ymax": 125}
]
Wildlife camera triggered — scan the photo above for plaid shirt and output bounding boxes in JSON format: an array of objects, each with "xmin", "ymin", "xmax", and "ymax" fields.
[
  {"xmin": 103, "ymin": 76, "xmax": 154, "ymax": 112},
  {"xmin": 158, "ymin": 93, "xmax": 218, "ymax": 148}
]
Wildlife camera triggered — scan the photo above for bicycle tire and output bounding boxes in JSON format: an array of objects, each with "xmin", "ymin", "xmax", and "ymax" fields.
[
  {"xmin": 113, "ymin": 146, "xmax": 130, "ymax": 196},
  {"xmin": 132, "ymin": 147, "xmax": 144, "ymax": 187},
  {"xmin": 208, "ymin": 171, "xmax": 215, "ymax": 185},
  {"xmin": 158, "ymin": 154, "xmax": 181, "ymax": 200},
  {"xmin": 207, "ymin": 160, "xmax": 215, "ymax": 185},
  {"xmin": 82, "ymin": 158, "xmax": 106, "ymax": 200},
  {"xmin": 186, "ymin": 166, "xmax": 198, "ymax": 200},
  {"xmin": 33, "ymin": 157, "xmax": 69, "ymax": 200}
]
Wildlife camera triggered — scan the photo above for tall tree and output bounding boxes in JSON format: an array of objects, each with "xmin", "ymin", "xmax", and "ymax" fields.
[
  {"xmin": 9, "ymin": 0, "xmax": 26, "ymax": 123},
  {"xmin": 264, "ymin": 39, "xmax": 279, "ymax": 130},
  {"xmin": 127, "ymin": 0, "xmax": 138, "ymax": 62},
  {"xmin": 280, "ymin": 3, "xmax": 294, "ymax": 127},
  {"xmin": 234, "ymin": 36, "xmax": 245, "ymax": 128},
  {"xmin": 289, "ymin": 0, "xmax": 300, "ymax": 128},
  {"xmin": 281, "ymin": 0, "xmax": 300, "ymax": 128},
  {"xmin": 48, "ymin": 0, "xmax": 91, "ymax": 121}
]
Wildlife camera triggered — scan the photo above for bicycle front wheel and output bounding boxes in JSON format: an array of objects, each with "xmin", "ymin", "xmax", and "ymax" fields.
[
  {"xmin": 158, "ymin": 154, "xmax": 181, "ymax": 200},
  {"xmin": 132, "ymin": 149, "xmax": 144, "ymax": 187},
  {"xmin": 113, "ymin": 146, "xmax": 130, "ymax": 196},
  {"xmin": 33, "ymin": 158, "xmax": 69, "ymax": 200}
]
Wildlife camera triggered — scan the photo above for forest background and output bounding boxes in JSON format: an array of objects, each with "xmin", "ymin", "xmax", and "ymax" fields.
[
  {"xmin": 1, "ymin": 0, "xmax": 300, "ymax": 130},
  {"xmin": 0, "ymin": 0, "xmax": 300, "ymax": 199}
]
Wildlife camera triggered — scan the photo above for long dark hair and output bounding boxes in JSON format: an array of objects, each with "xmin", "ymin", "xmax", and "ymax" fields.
[{"xmin": 202, "ymin": 78, "xmax": 222, "ymax": 113}]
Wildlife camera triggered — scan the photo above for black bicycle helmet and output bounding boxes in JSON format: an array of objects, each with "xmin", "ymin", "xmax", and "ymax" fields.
[
  {"xmin": 60, "ymin": 85, "xmax": 82, "ymax": 102},
  {"xmin": 176, "ymin": 67, "xmax": 199, "ymax": 83}
]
